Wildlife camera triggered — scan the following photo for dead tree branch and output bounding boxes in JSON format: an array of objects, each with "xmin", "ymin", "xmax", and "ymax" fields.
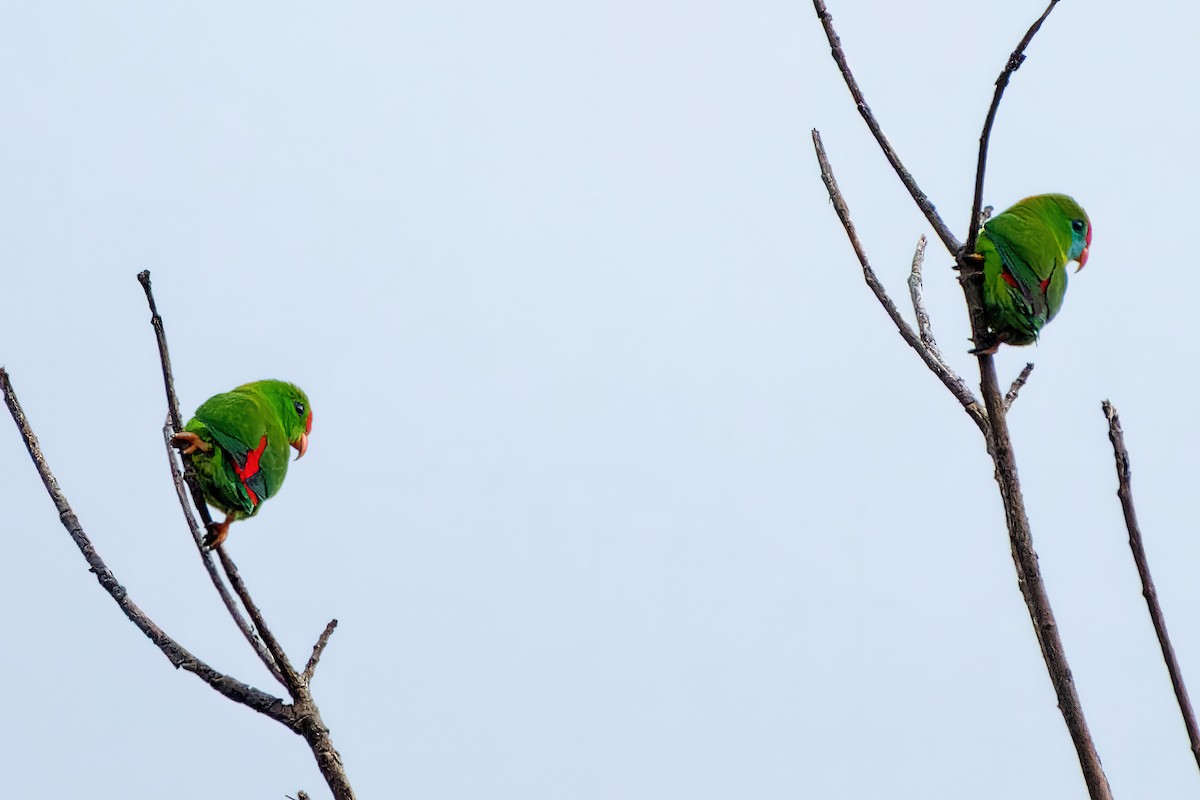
[
  {"xmin": 812, "ymin": 130, "xmax": 986, "ymax": 433},
  {"xmin": 812, "ymin": 3, "xmax": 1112, "ymax": 798},
  {"xmin": 1, "ymin": 367, "xmax": 295, "ymax": 725},
  {"xmin": 1004, "ymin": 363, "xmax": 1035, "ymax": 410},
  {"xmin": 811, "ymin": 0, "xmax": 960, "ymax": 253},
  {"xmin": 906, "ymin": 236, "xmax": 942, "ymax": 359},
  {"xmin": 1103, "ymin": 401, "xmax": 1200, "ymax": 772},
  {"xmin": 304, "ymin": 620, "xmax": 340, "ymax": 684},
  {"xmin": 965, "ymin": 0, "xmax": 1062, "ymax": 252},
  {"xmin": 3, "ymin": 273, "xmax": 357, "ymax": 799}
]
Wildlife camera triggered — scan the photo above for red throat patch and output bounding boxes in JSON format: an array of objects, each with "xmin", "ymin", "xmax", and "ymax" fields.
[{"xmin": 234, "ymin": 435, "xmax": 268, "ymax": 506}]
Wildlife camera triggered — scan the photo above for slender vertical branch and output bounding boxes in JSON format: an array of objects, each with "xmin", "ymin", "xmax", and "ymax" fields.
[
  {"xmin": 811, "ymin": 0, "xmax": 961, "ymax": 254},
  {"xmin": 138, "ymin": 270, "xmax": 184, "ymax": 431},
  {"xmin": 964, "ymin": 0, "xmax": 1061, "ymax": 253},
  {"xmin": 972, "ymin": 356, "xmax": 1112, "ymax": 800},
  {"xmin": 906, "ymin": 235, "xmax": 943, "ymax": 360},
  {"xmin": 1103, "ymin": 401, "xmax": 1200, "ymax": 772}
]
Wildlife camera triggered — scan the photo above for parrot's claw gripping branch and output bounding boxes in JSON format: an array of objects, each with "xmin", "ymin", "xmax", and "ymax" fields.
[
  {"xmin": 202, "ymin": 517, "xmax": 233, "ymax": 550},
  {"xmin": 171, "ymin": 430, "xmax": 212, "ymax": 455}
]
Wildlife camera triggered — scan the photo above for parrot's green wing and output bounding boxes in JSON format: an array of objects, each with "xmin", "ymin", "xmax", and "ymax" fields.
[
  {"xmin": 986, "ymin": 228, "xmax": 1046, "ymax": 319},
  {"xmin": 975, "ymin": 193, "xmax": 1090, "ymax": 348},
  {"xmin": 190, "ymin": 385, "xmax": 291, "ymax": 508}
]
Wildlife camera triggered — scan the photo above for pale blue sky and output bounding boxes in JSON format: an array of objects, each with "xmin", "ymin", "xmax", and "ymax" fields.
[{"xmin": 2, "ymin": 1, "xmax": 1196, "ymax": 797}]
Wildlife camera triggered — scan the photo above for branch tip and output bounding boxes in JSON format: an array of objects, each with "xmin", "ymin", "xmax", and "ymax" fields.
[{"xmin": 1004, "ymin": 363, "xmax": 1035, "ymax": 411}]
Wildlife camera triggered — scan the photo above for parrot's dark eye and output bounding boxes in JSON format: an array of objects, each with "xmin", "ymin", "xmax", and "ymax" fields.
[
  {"xmin": 294, "ymin": 401, "xmax": 306, "ymax": 416},
  {"xmin": 1071, "ymin": 219, "xmax": 1085, "ymax": 233}
]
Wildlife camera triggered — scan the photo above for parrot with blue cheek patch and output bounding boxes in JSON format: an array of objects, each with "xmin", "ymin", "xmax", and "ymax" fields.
[{"xmin": 973, "ymin": 193, "xmax": 1092, "ymax": 352}]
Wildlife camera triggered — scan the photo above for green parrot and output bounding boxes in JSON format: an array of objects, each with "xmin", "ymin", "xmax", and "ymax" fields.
[
  {"xmin": 172, "ymin": 379, "xmax": 312, "ymax": 548},
  {"xmin": 974, "ymin": 193, "xmax": 1092, "ymax": 352}
]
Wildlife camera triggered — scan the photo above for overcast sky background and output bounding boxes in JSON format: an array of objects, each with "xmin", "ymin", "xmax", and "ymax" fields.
[{"xmin": 1, "ymin": 1, "xmax": 1194, "ymax": 798}]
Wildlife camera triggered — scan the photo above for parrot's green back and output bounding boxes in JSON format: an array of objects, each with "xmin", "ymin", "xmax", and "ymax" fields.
[
  {"xmin": 183, "ymin": 380, "xmax": 312, "ymax": 523},
  {"xmin": 976, "ymin": 193, "xmax": 1091, "ymax": 347}
]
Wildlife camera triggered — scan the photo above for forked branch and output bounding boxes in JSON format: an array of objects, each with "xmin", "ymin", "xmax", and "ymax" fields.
[
  {"xmin": 812, "ymin": 3, "xmax": 1113, "ymax": 798},
  {"xmin": 138, "ymin": 272, "xmax": 356, "ymax": 799},
  {"xmin": 811, "ymin": 0, "xmax": 960, "ymax": 253},
  {"xmin": 812, "ymin": 130, "xmax": 986, "ymax": 432},
  {"xmin": 1, "ymin": 367, "xmax": 295, "ymax": 726}
]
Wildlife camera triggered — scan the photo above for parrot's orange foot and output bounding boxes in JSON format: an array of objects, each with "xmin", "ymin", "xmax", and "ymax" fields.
[
  {"xmin": 956, "ymin": 252, "xmax": 985, "ymax": 271},
  {"xmin": 202, "ymin": 517, "xmax": 233, "ymax": 549},
  {"xmin": 172, "ymin": 431, "xmax": 213, "ymax": 455},
  {"xmin": 969, "ymin": 338, "xmax": 1001, "ymax": 356}
]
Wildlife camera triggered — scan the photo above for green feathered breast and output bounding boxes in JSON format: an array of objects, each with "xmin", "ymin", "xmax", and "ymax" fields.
[
  {"xmin": 182, "ymin": 379, "xmax": 312, "ymax": 524},
  {"xmin": 976, "ymin": 193, "xmax": 1092, "ymax": 347}
]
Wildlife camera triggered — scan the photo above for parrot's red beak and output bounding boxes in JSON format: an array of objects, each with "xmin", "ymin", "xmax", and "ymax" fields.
[
  {"xmin": 1076, "ymin": 226, "xmax": 1092, "ymax": 272},
  {"xmin": 292, "ymin": 410, "xmax": 312, "ymax": 460}
]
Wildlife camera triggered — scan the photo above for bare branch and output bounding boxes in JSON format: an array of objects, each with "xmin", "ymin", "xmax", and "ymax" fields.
[
  {"xmin": 1003, "ymin": 363, "xmax": 1035, "ymax": 410},
  {"xmin": 138, "ymin": 270, "xmax": 184, "ymax": 432},
  {"xmin": 1103, "ymin": 401, "xmax": 1200, "ymax": 772},
  {"xmin": 965, "ymin": 0, "xmax": 1062, "ymax": 253},
  {"xmin": 304, "ymin": 620, "xmax": 340, "ymax": 685},
  {"xmin": 812, "ymin": 129, "xmax": 986, "ymax": 432},
  {"xmin": 811, "ymin": 0, "xmax": 960, "ymax": 254},
  {"xmin": 1, "ymin": 367, "xmax": 296, "ymax": 728},
  {"xmin": 906, "ymin": 236, "xmax": 943, "ymax": 359},
  {"xmin": 814, "ymin": 2, "xmax": 1114, "ymax": 796},
  {"xmin": 973, "ymin": 358, "xmax": 1112, "ymax": 800},
  {"xmin": 217, "ymin": 547, "xmax": 303, "ymax": 687}
]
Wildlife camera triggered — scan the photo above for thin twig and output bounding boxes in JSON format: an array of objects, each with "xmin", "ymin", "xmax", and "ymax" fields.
[
  {"xmin": 1, "ymin": 367, "xmax": 297, "ymax": 727},
  {"xmin": 138, "ymin": 271, "xmax": 184, "ymax": 431},
  {"xmin": 906, "ymin": 236, "xmax": 942, "ymax": 360},
  {"xmin": 813, "ymin": 129, "xmax": 986, "ymax": 432},
  {"xmin": 218, "ymin": 548, "xmax": 302, "ymax": 687},
  {"xmin": 811, "ymin": 0, "xmax": 960, "ymax": 254},
  {"xmin": 1103, "ymin": 401, "xmax": 1200, "ymax": 772},
  {"xmin": 964, "ymin": 0, "xmax": 1062, "ymax": 253},
  {"xmin": 1003, "ymin": 363, "xmax": 1035, "ymax": 410},
  {"xmin": 304, "ymin": 620, "xmax": 340, "ymax": 684},
  {"xmin": 138, "ymin": 272, "xmax": 216, "ymax": 534}
]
